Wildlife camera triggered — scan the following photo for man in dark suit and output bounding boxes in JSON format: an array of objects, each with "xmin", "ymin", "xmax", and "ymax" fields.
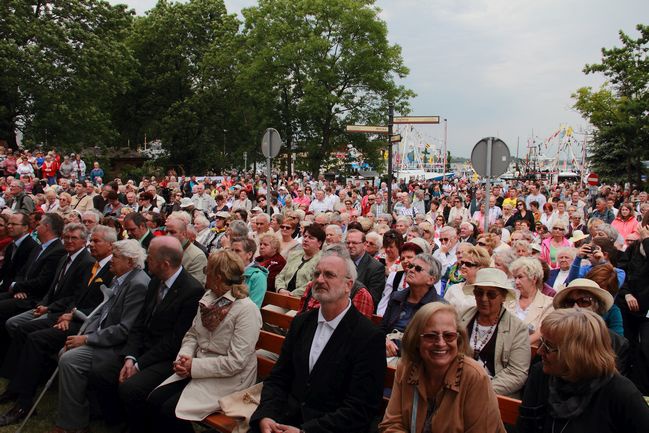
[
  {"xmin": 458, "ymin": 222, "xmax": 477, "ymax": 245},
  {"xmin": 89, "ymin": 236, "xmax": 203, "ymax": 430},
  {"xmin": 249, "ymin": 251, "xmax": 386, "ymax": 433},
  {"xmin": 345, "ymin": 229, "xmax": 385, "ymax": 308},
  {"xmin": 0, "ymin": 213, "xmax": 66, "ymax": 359},
  {"xmin": 3, "ymin": 223, "xmax": 94, "ymax": 364},
  {"xmin": 123, "ymin": 212, "xmax": 154, "ymax": 251},
  {"xmin": 0, "ymin": 212, "xmax": 37, "ymax": 293},
  {"xmin": 0, "ymin": 224, "xmax": 102, "ymax": 426}
]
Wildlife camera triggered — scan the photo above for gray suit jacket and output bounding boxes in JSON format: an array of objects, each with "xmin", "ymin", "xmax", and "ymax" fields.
[{"xmin": 84, "ymin": 268, "xmax": 150, "ymax": 349}]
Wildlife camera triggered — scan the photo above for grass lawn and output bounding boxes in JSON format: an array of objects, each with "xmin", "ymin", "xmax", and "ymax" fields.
[{"xmin": 0, "ymin": 378, "xmax": 119, "ymax": 433}]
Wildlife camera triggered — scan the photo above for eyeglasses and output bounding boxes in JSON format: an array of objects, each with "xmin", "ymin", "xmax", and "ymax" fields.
[
  {"xmin": 561, "ymin": 296, "xmax": 595, "ymax": 309},
  {"xmin": 460, "ymin": 261, "xmax": 478, "ymax": 268},
  {"xmin": 346, "ymin": 240, "xmax": 363, "ymax": 245},
  {"xmin": 420, "ymin": 331, "xmax": 458, "ymax": 343},
  {"xmin": 477, "ymin": 242, "xmax": 487, "ymax": 247},
  {"xmin": 280, "ymin": 225, "xmax": 292, "ymax": 230},
  {"xmin": 538, "ymin": 337, "xmax": 559, "ymax": 354},
  {"xmin": 407, "ymin": 263, "xmax": 426, "ymax": 273},
  {"xmin": 516, "ymin": 203, "xmax": 524, "ymax": 207},
  {"xmin": 552, "ymin": 227, "xmax": 563, "ymax": 231},
  {"xmin": 473, "ymin": 288, "xmax": 502, "ymax": 300},
  {"xmin": 439, "ymin": 237, "xmax": 449, "ymax": 242}
]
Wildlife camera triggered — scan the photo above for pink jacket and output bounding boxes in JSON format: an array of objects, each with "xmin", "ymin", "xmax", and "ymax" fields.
[
  {"xmin": 540, "ymin": 237, "xmax": 572, "ymax": 269},
  {"xmin": 612, "ymin": 217, "xmax": 639, "ymax": 241}
]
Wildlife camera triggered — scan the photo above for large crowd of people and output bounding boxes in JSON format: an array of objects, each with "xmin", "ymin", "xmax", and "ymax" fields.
[{"xmin": 0, "ymin": 145, "xmax": 648, "ymax": 433}]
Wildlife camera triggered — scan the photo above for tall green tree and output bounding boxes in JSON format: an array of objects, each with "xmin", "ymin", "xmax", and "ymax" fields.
[
  {"xmin": 119, "ymin": 0, "xmax": 243, "ymax": 174},
  {"xmin": 0, "ymin": 0, "xmax": 135, "ymax": 150},
  {"xmin": 572, "ymin": 24, "xmax": 649, "ymax": 185},
  {"xmin": 240, "ymin": 0, "xmax": 414, "ymax": 176}
]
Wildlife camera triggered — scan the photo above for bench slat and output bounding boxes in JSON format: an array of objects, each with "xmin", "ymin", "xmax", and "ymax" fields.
[
  {"xmin": 263, "ymin": 291, "xmax": 301, "ymax": 311},
  {"xmin": 497, "ymin": 395, "xmax": 521, "ymax": 425},
  {"xmin": 261, "ymin": 308, "xmax": 293, "ymax": 329}
]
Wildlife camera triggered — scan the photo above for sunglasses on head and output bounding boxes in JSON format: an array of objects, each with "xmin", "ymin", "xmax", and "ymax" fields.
[
  {"xmin": 473, "ymin": 288, "xmax": 501, "ymax": 300},
  {"xmin": 561, "ymin": 296, "xmax": 595, "ymax": 309},
  {"xmin": 420, "ymin": 331, "xmax": 458, "ymax": 344}
]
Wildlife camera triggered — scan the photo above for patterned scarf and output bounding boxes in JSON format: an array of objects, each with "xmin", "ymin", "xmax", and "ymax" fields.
[{"xmin": 199, "ymin": 296, "xmax": 234, "ymax": 332}]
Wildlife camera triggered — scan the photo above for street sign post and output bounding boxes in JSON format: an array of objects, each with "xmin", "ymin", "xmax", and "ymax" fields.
[
  {"xmin": 471, "ymin": 137, "xmax": 511, "ymax": 234},
  {"xmin": 261, "ymin": 128, "xmax": 283, "ymax": 214},
  {"xmin": 586, "ymin": 172, "xmax": 599, "ymax": 186}
]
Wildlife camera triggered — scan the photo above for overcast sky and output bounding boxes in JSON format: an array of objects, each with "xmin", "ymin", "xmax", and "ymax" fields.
[{"xmin": 110, "ymin": 0, "xmax": 647, "ymax": 158}]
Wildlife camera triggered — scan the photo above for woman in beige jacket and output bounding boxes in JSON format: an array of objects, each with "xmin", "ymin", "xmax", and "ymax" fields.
[
  {"xmin": 459, "ymin": 268, "xmax": 530, "ymax": 398},
  {"xmin": 380, "ymin": 302, "xmax": 505, "ymax": 433},
  {"xmin": 147, "ymin": 250, "xmax": 262, "ymax": 433}
]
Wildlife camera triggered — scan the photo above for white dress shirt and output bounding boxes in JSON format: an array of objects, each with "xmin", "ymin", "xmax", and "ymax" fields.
[{"xmin": 308, "ymin": 299, "xmax": 352, "ymax": 372}]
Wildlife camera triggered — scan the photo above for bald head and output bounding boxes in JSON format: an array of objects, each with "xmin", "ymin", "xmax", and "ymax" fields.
[{"xmin": 147, "ymin": 236, "xmax": 184, "ymax": 280}]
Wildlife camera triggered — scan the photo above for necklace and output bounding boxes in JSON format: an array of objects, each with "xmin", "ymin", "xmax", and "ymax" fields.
[
  {"xmin": 552, "ymin": 418, "xmax": 570, "ymax": 433},
  {"xmin": 471, "ymin": 318, "xmax": 497, "ymax": 360}
]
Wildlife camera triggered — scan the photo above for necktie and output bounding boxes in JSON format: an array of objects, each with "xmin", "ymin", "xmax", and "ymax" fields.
[
  {"xmin": 88, "ymin": 262, "xmax": 100, "ymax": 285},
  {"xmin": 9, "ymin": 242, "xmax": 17, "ymax": 262},
  {"xmin": 98, "ymin": 277, "xmax": 121, "ymax": 327},
  {"xmin": 53, "ymin": 256, "xmax": 72, "ymax": 294},
  {"xmin": 157, "ymin": 282, "xmax": 168, "ymax": 304}
]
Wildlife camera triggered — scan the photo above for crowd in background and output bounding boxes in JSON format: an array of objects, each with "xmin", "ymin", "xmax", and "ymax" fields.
[{"xmin": 0, "ymin": 145, "xmax": 648, "ymax": 432}]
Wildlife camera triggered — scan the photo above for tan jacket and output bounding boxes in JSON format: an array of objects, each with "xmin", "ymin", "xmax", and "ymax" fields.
[
  {"xmin": 158, "ymin": 290, "xmax": 262, "ymax": 421},
  {"xmin": 71, "ymin": 193, "xmax": 94, "ymax": 212},
  {"xmin": 379, "ymin": 356, "xmax": 505, "ymax": 433},
  {"xmin": 459, "ymin": 307, "xmax": 530, "ymax": 398},
  {"xmin": 511, "ymin": 289, "xmax": 554, "ymax": 334},
  {"xmin": 274, "ymin": 249, "xmax": 321, "ymax": 297}
]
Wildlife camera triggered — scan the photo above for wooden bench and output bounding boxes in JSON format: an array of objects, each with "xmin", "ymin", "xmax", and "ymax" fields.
[
  {"xmin": 497, "ymin": 395, "xmax": 522, "ymax": 426},
  {"xmin": 262, "ymin": 291, "xmax": 301, "ymax": 311}
]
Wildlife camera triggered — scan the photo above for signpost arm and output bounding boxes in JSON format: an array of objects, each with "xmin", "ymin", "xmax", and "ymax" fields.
[
  {"xmin": 484, "ymin": 138, "xmax": 492, "ymax": 234},
  {"xmin": 387, "ymin": 104, "xmax": 394, "ymax": 213}
]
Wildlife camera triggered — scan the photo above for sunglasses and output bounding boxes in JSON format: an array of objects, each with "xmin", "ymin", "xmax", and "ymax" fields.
[
  {"xmin": 561, "ymin": 296, "xmax": 595, "ymax": 309},
  {"xmin": 439, "ymin": 237, "xmax": 449, "ymax": 242},
  {"xmin": 477, "ymin": 242, "xmax": 487, "ymax": 247},
  {"xmin": 420, "ymin": 331, "xmax": 458, "ymax": 344},
  {"xmin": 473, "ymin": 288, "xmax": 502, "ymax": 300},
  {"xmin": 407, "ymin": 263, "xmax": 426, "ymax": 273},
  {"xmin": 539, "ymin": 337, "xmax": 559, "ymax": 354},
  {"xmin": 280, "ymin": 225, "xmax": 292, "ymax": 230},
  {"xmin": 459, "ymin": 261, "xmax": 478, "ymax": 268}
]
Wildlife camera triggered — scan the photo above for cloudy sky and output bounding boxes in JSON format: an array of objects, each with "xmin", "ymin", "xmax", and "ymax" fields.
[{"xmin": 110, "ymin": 0, "xmax": 647, "ymax": 158}]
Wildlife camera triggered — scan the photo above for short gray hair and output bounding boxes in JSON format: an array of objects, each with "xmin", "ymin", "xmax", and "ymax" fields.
[
  {"xmin": 378, "ymin": 213, "xmax": 394, "ymax": 224},
  {"xmin": 414, "ymin": 253, "xmax": 442, "ymax": 282},
  {"xmin": 320, "ymin": 245, "xmax": 358, "ymax": 281},
  {"xmin": 92, "ymin": 224, "xmax": 118, "ymax": 243},
  {"xmin": 82, "ymin": 210, "xmax": 101, "ymax": 223},
  {"xmin": 325, "ymin": 224, "xmax": 342, "ymax": 236},
  {"xmin": 112, "ymin": 239, "xmax": 147, "ymax": 269},
  {"xmin": 228, "ymin": 220, "xmax": 248, "ymax": 238},
  {"xmin": 510, "ymin": 257, "xmax": 544, "ymax": 288},
  {"xmin": 63, "ymin": 223, "xmax": 89, "ymax": 240}
]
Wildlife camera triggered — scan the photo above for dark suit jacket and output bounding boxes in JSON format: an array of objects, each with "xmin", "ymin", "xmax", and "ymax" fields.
[
  {"xmin": 141, "ymin": 230, "xmax": 154, "ymax": 251},
  {"xmin": 250, "ymin": 305, "xmax": 386, "ymax": 433},
  {"xmin": 460, "ymin": 236, "xmax": 477, "ymax": 245},
  {"xmin": 74, "ymin": 261, "xmax": 115, "ymax": 320},
  {"xmin": 121, "ymin": 268, "xmax": 203, "ymax": 370},
  {"xmin": 0, "ymin": 236, "xmax": 38, "ymax": 292},
  {"xmin": 40, "ymin": 248, "xmax": 95, "ymax": 315},
  {"xmin": 12, "ymin": 239, "xmax": 66, "ymax": 304},
  {"xmin": 355, "ymin": 252, "xmax": 385, "ymax": 309}
]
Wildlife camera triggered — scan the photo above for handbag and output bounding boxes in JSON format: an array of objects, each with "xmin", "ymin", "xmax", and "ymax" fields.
[{"xmin": 217, "ymin": 382, "xmax": 263, "ymax": 433}]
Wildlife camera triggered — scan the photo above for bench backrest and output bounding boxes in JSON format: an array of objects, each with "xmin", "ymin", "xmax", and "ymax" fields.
[{"xmin": 263, "ymin": 291, "xmax": 301, "ymax": 311}]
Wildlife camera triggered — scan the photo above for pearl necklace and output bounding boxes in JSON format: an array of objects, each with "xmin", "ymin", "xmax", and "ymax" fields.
[{"xmin": 471, "ymin": 318, "xmax": 497, "ymax": 360}]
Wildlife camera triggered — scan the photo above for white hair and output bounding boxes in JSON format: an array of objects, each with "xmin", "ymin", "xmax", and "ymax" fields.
[
  {"xmin": 112, "ymin": 239, "xmax": 147, "ymax": 269},
  {"xmin": 168, "ymin": 211, "xmax": 192, "ymax": 225}
]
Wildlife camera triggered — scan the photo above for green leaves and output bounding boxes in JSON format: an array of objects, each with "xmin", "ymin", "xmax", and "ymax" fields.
[{"xmin": 573, "ymin": 24, "xmax": 649, "ymax": 186}]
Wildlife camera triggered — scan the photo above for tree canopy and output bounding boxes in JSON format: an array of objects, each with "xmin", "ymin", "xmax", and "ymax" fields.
[
  {"xmin": 0, "ymin": 0, "xmax": 414, "ymax": 175},
  {"xmin": 572, "ymin": 24, "xmax": 649, "ymax": 185}
]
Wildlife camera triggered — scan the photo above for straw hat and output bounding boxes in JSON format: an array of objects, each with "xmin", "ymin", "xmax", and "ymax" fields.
[
  {"xmin": 569, "ymin": 230, "xmax": 589, "ymax": 243},
  {"xmin": 463, "ymin": 268, "xmax": 517, "ymax": 303},
  {"xmin": 553, "ymin": 278, "xmax": 613, "ymax": 311}
]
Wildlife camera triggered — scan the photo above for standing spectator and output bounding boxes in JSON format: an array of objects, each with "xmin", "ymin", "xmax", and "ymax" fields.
[
  {"xmin": 8, "ymin": 180, "xmax": 34, "ymax": 214},
  {"xmin": 41, "ymin": 154, "xmax": 59, "ymax": 185},
  {"xmin": 589, "ymin": 197, "xmax": 615, "ymax": 224},
  {"xmin": 611, "ymin": 203, "xmax": 639, "ymax": 241},
  {"xmin": 89, "ymin": 162, "xmax": 104, "ymax": 185},
  {"xmin": 71, "ymin": 154, "xmax": 86, "ymax": 181},
  {"xmin": 58, "ymin": 155, "xmax": 74, "ymax": 179}
]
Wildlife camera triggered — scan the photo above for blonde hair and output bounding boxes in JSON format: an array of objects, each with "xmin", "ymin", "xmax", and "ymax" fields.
[
  {"xmin": 510, "ymin": 256, "xmax": 544, "ymax": 289},
  {"xmin": 463, "ymin": 245, "xmax": 491, "ymax": 268},
  {"xmin": 541, "ymin": 308, "xmax": 616, "ymax": 382},
  {"xmin": 401, "ymin": 302, "xmax": 469, "ymax": 365},
  {"xmin": 207, "ymin": 250, "xmax": 248, "ymax": 299}
]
